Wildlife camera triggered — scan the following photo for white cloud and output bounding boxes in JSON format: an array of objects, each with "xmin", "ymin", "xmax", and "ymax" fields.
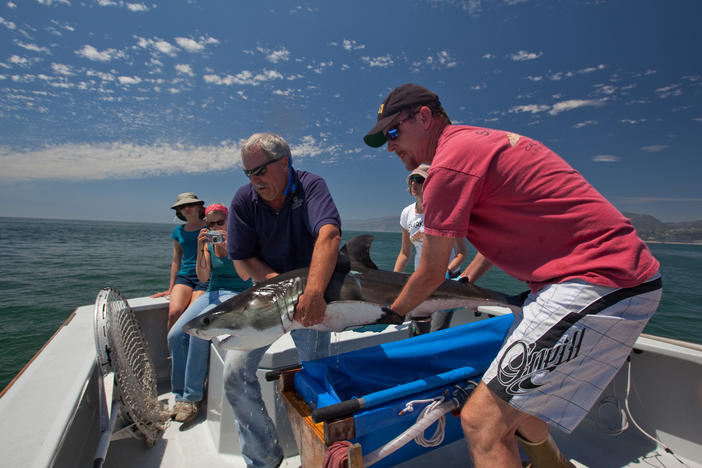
[
  {"xmin": 508, "ymin": 104, "xmax": 550, "ymax": 114},
  {"xmin": 126, "ymin": 3, "xmax": 148, "ymax": 11},
  {"xmin": 549, "ymin": 99, "xmax": 604, "ymax": 115},
  {"xmin": 573, "ymin": 120, "xmax": 597, "ymax": 128},
  {"xmin": 593, "ymin": 84, "xmax": 617, "ymax": 95},
  {"xmin": 655, "ymin": 83, "xmax": 682, "ymax": 98},
  {"xmin": 620, "ymin": 118, "xmax": 646, "ymax": 124},
  {"xmin": 526, "ymin": 75, "xmax": 543, "ymax": 82},
  {"xmin": 36, "ymin": 0, "xmax": 70, "ymax": 5},
  {"xmin": 51, "ymin": 63, "xmax": 74, "ymax": 75},
  {"xmin": 9, "ymin": 55, "xmax": 31, "ymax": 67},
  {"xmin": 117, "ymin": 75, "xmax": 142, "ymax": 85},
  {"xmin": 307, "ymin": 61, "xmax": 333, "ymax": 74},
  {"xmin": 361, "ymin": 55, "xmax": 393, "ymax": 68},
  {"xmin": 482, "ymin": 53, "xmax": 495, "ymax": 59},
  {"xmin": 548, "ymin": 71, "xmax": 575, "ymax": 81},
  {"xmin": 593, "ymin": 154, "xmax": 620, "ymax": 162},
  {"xmin": 341, "ymin": 39, "xmax": 365, "ymax": 51},
  {"xmin": 175, "ymin": 36, "xmax": 219, "ymax": 53},
  {"xmin": 154, "ymin": 40, "xmax": 178, "ymax": 56},
  {"xmin": 204, "ymin": 69, "xmax": 284, "ymax": 86},
  {"xmin": 693, "ymin": 118, "xmax": 702, "ymax": 124},
  {"xmin": 75, "ymin": 45, "xmax": 124, "ymax": 62},
  {"xmin": 86, "ymin": 69, "xmax": 115, "ymax": 82},
  {"xmin": 509, "ymin": 50, "xmax": 542, "ymax": 61},
  {"xmin": 0, "ymin": 142, "xmax": 243, "ymax": 181},
  {"xmin": 578, "ymin": 64, "xmax": 605, "ymax": 74},
  {"xmin": 273, "ymin": 88, "xmax": 294, "ymax": 96},
  {"xmin": 290, "ymin": 135, "xmax": 340, "ymax": 159},
  {"xmin": 175, "ymin": 64, "xmax": 194, "ymax": 76},
  {"xmin": 640, "ymin": 145, "xmax": 669, "ymax": 152},
  {"xmin": 1, "ymin": 15, "xmax": 16, "ymax": 29},
  {"xmin": 257, "ymin": 46, "xmax": 290, "ymax": 63},
  {"xmin": 47, "ymin": 19, "xmax": 75, "ymax": 35},
  {"xmin": 426, "ymin": 50, "xmax": 457, "ymax": 69},
  {"xmin": 7, "ymin": 2, "xmax": 17, "ymax": 8},
  {"xmin": 135, "ymin": 36, "xmax": 179, "ymax": 57}
]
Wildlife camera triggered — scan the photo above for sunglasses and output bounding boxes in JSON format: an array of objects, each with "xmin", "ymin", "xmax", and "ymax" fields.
[
  {"xmin": 386, "ymin": 112, "xmax": 417, "ymax": 141},
  {"xmin": 207, "ymin": 219, "xmax": 226, "ymax": 228},
  {"xmin": 408, "ymin": 175, "xmax": 425, "ymax": 185},
  {"xmin": 243, "ymin": 157, "xmax": 283, "ymax": 178}
]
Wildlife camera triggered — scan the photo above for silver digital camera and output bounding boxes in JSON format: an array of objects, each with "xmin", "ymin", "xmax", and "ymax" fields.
[{"xmin": 209, "ymin": 230, "xmax": 224, "ymax": 244}]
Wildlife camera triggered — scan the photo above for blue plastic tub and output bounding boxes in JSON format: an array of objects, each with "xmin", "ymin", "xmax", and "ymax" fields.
[{"xmin": 294, "ymin": 315, "xmax": 513, "ymax": 467}]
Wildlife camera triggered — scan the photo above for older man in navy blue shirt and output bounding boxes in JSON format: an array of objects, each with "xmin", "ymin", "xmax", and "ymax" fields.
[{"xmin": 224, "ymin": 132, "xmax": 341, "ymax": 468}]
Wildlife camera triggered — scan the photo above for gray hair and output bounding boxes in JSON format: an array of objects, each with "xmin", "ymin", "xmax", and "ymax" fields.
[{"xmin": 241, "ymin": 132, "xmax": 292, "ymax": 163}]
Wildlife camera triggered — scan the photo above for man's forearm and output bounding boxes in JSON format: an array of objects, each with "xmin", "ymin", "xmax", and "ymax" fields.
[
  {"xmin": 390, "ymin": 266, "xmax": 446, "ymax": 316},
  {"xmin": 305, "ymin": 224, "xmax": 341, "ymax": 295},
  {"xmin": 234, "ymin": 257, "xmax": 277, "ymax": 283},
  {"xmin": 460, "ymin": 252, "xmax": 493, "ymax": 283},
  {"xmin": 390, "ymin": 234, "xmax": 454, "ymax": 316}
]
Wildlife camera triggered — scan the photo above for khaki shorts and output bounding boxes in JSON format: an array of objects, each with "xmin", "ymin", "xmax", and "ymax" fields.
[{"xmin": 482, "ymin": 274, "xmax": 662, "ymax": 433}]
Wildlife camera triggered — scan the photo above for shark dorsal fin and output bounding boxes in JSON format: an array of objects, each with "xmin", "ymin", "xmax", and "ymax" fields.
[{"xmin": 340, "ymin": 234, "xmax": 378, "ymax": 270}]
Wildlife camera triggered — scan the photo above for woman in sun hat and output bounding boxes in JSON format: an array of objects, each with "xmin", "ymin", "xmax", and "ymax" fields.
[
  {"xmin": 166, "ymin": 203, "xmax": 252, "ymax": 424},
  {"xmin": 152, "ymin": 192, "xmax": 209, "ymax": 330},
  {"xmin": 393, "ymin": 164, "xmax": 468, "ymax": 336}
]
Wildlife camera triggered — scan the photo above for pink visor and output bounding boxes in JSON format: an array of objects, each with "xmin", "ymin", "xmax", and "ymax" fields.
[{"xmin": 205, "ymin": 203, "xmax": 229, "ymax": 216}]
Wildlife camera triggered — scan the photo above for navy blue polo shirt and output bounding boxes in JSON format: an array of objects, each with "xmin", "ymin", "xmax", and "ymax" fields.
[{"xmin": 227, "ymin": 169, "xmax": 341, "ymax": 274}]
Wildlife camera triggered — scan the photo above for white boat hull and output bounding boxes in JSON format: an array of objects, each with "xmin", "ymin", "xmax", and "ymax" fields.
[{"xmin": 1, "ymin": 298, "xmax": 700, "ymax": 467}]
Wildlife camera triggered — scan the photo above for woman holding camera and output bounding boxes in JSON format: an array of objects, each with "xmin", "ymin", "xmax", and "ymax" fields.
[
  {"xmin": 167, "ymin": 203, "xmax": 251, "ymax": 424},
  {"xmin": 152, "ymin": 192, "xmax": 209, "ymax": 330}
]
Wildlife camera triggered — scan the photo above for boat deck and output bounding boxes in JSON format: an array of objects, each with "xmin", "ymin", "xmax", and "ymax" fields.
[
  {"xmin": 103, "ymin": 391, "xmax": 696, "ymax": 468},
  {"xmin": 2, "ymin": 297, "xmax": 701, "ymax": 467}
]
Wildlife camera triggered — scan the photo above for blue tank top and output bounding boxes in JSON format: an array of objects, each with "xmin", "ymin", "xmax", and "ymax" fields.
[
  {"xmin": 207, "ymin": 244, "xmax": 251, "ymax": 292},
  {"xmin": 172, "ymin": 225, "xmax": 200, "ymax": 277}
]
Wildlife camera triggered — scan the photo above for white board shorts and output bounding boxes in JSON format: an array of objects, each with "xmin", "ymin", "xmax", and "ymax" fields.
[{"xmin": 482, "ymin": 274, "xmax": 662, "ymax": 433}]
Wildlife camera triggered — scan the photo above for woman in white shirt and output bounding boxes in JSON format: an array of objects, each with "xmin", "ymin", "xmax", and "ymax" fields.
[{"xmin": 393, "ymin": 164, "xmax": 468, "ymax": 335}]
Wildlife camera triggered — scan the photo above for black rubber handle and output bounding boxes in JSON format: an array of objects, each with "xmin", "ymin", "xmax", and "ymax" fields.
[{"xmin": 311, "ymin": 397, "xmax": 363, "ymax": 423}]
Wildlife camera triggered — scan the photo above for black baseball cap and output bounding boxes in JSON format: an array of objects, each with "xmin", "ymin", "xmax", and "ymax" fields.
[{"xmin": 363, "ymin": 83, "xmax": 440, "ymax": 148}]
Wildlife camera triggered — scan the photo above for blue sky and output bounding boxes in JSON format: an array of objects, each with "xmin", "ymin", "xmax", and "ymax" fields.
[{"xmin": 1, "ymin": 0, "xmax": 701, "ymax": 224}]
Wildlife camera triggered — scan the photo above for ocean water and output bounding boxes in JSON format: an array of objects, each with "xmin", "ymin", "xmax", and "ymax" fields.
[{"xmin": 0, "ymin": 216, "xmax": 700, "ymax": 390}]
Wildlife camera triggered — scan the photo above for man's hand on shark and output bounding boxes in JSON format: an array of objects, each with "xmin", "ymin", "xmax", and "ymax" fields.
[{"xmin": 294, "ymin": 290, "xmax": 327, "ymax": 327}]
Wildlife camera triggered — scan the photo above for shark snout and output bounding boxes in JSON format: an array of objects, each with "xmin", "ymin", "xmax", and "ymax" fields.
[{"xmin": 183, "ymin": 314, "xmax": 214, "ymax": 339}]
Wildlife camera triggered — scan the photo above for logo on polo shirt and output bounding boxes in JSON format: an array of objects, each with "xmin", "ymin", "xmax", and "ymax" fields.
[{"xmin": 291, "ymin": 195, "xmax": 303, "ymax": 210}]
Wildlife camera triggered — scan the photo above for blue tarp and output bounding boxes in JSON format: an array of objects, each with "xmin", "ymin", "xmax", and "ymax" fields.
[
  {"xmin": 295, "ymin": 314, "xmax": 514, "ymax": 411},
  {"xmin": 294, "ymin": 315, "xmax": 514, "ymax": 467}
]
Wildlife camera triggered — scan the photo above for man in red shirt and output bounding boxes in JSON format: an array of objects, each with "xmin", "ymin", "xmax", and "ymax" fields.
[{"xmin": 364, "ymin": 83, "xmax": 662, "ymax": 467}]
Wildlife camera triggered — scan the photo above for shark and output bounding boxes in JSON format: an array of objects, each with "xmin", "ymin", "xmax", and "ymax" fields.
[{"xmin": 183, "ymin": 234, "xmax": 524, "ymax": 350}]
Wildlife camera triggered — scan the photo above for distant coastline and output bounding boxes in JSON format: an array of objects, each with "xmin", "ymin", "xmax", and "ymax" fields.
[
  {"xmin": 343, "ymin": 212, "xmax": 702, "ymax": 244},
  {"xmin": 4, "ymin": 214, "xmax": 702, "ymax": 244}
]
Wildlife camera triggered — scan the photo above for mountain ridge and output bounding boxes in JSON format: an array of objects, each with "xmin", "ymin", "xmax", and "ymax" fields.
[{"xmin": 342, "ymin": 213, "xmax": 702, "ymax": 243}]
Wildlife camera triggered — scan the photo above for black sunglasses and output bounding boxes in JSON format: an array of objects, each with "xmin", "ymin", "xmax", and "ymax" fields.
[
  {"xmin": 207, "ymin": 219, "xmax": 226, "ymax": 228},
  {"xmin": 386, "ymin": 112, "xmax": 417, "ymax": 141},
  {"xmin": 408, "ymin": 175, "xmax": 425, "ymax": 185},
  {"xmin": 243, "ymin": 157, "xmax": 283, "ymax": 178}
]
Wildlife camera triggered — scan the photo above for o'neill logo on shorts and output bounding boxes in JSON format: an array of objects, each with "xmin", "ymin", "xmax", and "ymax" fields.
[{"xmin": 496, "ymin": 329, "xmax": 585, "ymax": 396}]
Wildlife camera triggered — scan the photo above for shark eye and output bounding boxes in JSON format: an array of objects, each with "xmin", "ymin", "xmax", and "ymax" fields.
[{"xmin": 202, "ymin": 317, "xmax": 210, "ymax": 326}]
